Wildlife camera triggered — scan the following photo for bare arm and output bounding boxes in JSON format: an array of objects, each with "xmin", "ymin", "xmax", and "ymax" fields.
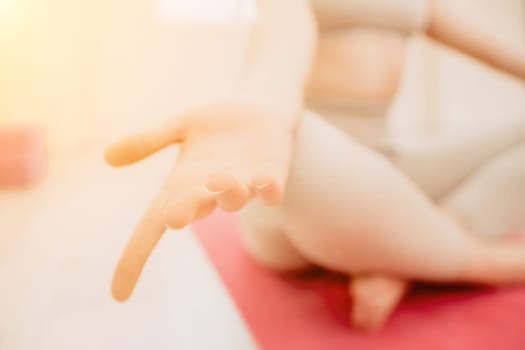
[
  {"xmin": 239, "ymin": 0, "xmax": 318, "ymax": 119},
  {"xmin": 106, "ymin": 0, "xmax": 318, "ymax": 302},
  {"xmin": 425, "ymin": 0, "xmax": 525, "ymax": 81}
]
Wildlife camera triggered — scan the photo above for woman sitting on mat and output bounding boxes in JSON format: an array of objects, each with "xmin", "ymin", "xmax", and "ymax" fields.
[{"xmin": 106, "ymin": 0, "xmax": 525, "ymax": 330}]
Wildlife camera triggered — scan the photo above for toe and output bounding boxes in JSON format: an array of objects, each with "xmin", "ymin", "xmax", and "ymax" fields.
[
  {"xmin": 365, "ymin": 295, "xmax": 397, "ymax": 331},
  {"xmin": 351, "ymin": 290, "xmax": 388, "ymax": 331},
  {"xmin": 350, "ymin": 276, "xmax": 408, "ymax": 331},
  {"xmin": 351, "ymin": 300, "xmax": 372, "ymax": 331}
]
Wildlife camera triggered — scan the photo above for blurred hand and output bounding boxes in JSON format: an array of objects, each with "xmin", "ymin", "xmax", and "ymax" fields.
[{"xmin": 106, "ymin": 102, "xmax": 295, "ymax": 301}]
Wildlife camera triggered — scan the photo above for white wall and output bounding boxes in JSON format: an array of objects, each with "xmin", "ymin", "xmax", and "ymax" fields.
[
  {"xmin": 1, "ymin": 0, "xmax": 524, "ymax": 156},
  {"xmin": 0, "ymin": 0, "xmax": 252, "ymax": 163}
]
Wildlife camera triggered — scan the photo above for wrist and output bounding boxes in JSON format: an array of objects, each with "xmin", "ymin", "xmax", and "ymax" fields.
[{"xmin": 230, "ymin": 85, "xmax": 303, "ymax": 124}]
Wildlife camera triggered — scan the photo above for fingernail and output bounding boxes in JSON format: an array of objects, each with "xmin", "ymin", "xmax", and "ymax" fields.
[
  {"xmin": 164, "ymin": 206, "xmax": 193, "ymax": 230},
  {"xmin": 203, "ymin": 184, "xmax": 226, "ymax": 195},
  {"xmin": 254, "ymin": 184, "xmax": 271, "ymax": 192}
]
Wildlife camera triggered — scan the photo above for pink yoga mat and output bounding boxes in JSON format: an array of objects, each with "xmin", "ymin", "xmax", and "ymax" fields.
[{"xmin": 193, "ymin": 211, "xmax": 525, "ymax": 350}]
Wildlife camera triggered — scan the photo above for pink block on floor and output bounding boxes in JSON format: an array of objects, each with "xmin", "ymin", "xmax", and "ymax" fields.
[
  {"xmin": 193, "ymin": 211, "xmax": 525, "ymax": 350},
  {"xmin": 0, "ymin": 126, "xmax": 47, "ymax": 187}
]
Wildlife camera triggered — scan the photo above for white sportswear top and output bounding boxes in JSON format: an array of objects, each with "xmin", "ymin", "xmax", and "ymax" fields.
[{"xmin": 311, "ymin": 0, "xmax": 430, "ymax": 33}]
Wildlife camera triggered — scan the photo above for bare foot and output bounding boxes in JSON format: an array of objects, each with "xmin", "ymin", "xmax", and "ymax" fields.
[
  {"xmin": 106, "ymin": 102, "xmax": 296, "ymax": 301},
  {"xmin": 350, "ymin": 274, "xmax": 409, "ymax": 331}
]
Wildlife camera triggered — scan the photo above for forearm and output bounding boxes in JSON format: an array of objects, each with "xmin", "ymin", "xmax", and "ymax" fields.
[
  {"xmin": 238, "ymin": 0, "xmax": 318, "ymax": 121},
  {"xmin": 425, "ymin": 0, "xmax": 525, "ymax": 82}
]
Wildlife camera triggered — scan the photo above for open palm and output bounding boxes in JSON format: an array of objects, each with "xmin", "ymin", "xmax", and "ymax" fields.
[{"xmin": 106, "ymin": 103, "xmax": 295, "ymax": 301}]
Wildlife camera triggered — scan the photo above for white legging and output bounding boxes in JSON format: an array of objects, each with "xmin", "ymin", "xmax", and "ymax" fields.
[{"xmin": 238, "ymin": 111, "xmax": 525, "ymax": 282}]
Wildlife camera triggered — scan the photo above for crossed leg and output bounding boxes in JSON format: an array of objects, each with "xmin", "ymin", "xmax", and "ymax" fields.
[
  {"xmin": 239, "ymin": 199, "xmax": 312, "ymax": 272},
  {"xmin": 239, "ymin": 111, "xmax": 525, "ymax": 331},
  {"xmin": 441, "ymin": 143, "xmax": 525, "ymax": 239},
  {"xmin": 393, "ymin": 118, "xmax": 525, "ymax": 199},
  {"xmin": 353, "ymin": 143, "xmax": 525, "ymax": 330},
  {"xmin": 239, "ymin": 202, "xmax": 407, "ymax": 331},
  {"xmin": 349, "ymin": 128, "xmax": 525, "ymax": 330}
]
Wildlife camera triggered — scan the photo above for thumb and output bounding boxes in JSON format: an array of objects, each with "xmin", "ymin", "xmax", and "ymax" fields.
[{"xmin": 105, "ymin": 120, "xmax": 185, "ymax": 166}]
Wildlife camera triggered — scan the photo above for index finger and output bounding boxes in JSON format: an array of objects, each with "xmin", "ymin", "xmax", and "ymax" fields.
[{"xmin": 111, "ymin": 194, "xmax": 168, "ymax": 302}]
